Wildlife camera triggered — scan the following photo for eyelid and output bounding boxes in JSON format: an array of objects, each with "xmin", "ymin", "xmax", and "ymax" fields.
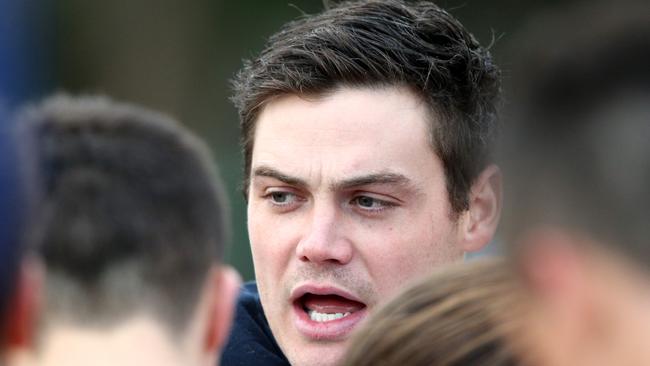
[
  {"xmin": 350, "ymin": 193, "xmax": 399, "ymax": 213},
  {"xmin": 261, "ymin": 187, "xmax": 307, "ymax": 212},
  {"xmin": 350, "ymin": 184, "xmax": 407, "ymax": 201},
  {"xmin": 351, "ymin": 189, "xmax": 400, "ymax": 203},
  {"xmin": 253, "ymin": 175, "xmax": 303, "ymax": 194},
  {"xmin": 262, "ymin": 186, "xmax": 303, "ymax": 197}
]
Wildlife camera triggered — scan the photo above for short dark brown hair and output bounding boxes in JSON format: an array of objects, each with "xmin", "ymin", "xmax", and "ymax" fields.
[
  {"xmin": 232, "ymin": 0, "xmax": 500, "ymax": 213},
  {"xmin": 20, "ymin": 95, "xmax": 229, "ymax": 330}
]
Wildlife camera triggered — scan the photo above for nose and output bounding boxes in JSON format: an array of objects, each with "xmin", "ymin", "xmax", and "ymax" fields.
[{"xmin": 295, "ymin": 203, "xmax": 353, "ymax": 265}]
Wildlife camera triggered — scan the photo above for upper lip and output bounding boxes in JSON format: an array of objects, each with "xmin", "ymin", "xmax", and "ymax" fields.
[{"xmin": 289, "ymin": 283, "xmax": 365, "ymax": 305}]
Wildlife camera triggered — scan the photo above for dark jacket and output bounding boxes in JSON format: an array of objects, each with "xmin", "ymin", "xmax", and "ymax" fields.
[{"xmin": 221, "ymin": 282, "xmax": 290, "ymax": 366}]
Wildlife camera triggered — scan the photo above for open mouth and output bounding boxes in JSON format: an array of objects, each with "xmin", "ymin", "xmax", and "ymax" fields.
[
  {"xmin": 297, "ymin": 293, "xmax": 366, "ymax": 323},
  {"xmin": 290, "ymin": 285, "xmax": 370, "ymax": 340}
]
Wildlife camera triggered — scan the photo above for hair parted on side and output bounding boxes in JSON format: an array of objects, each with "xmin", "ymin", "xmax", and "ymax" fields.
[
  {"xmin": 19, "ymin": 95, "xmax": 229, "ymax": 330},
  {"xmin": 232, "ymin": 0, "xmax": 501, "ymax": 213}
]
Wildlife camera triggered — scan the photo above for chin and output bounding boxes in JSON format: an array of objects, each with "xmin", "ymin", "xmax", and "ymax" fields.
[{"xmin": 283, "ymin": 339, "xmax": 348, "ymax": 366}]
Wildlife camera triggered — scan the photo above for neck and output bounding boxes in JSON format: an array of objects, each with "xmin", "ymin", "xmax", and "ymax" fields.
[{"xmin": 23, "ymin": 316, "xmax": 187, "ymax": 366}]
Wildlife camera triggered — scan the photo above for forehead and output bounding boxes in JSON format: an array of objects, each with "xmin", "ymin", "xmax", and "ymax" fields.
[{"xmin": 251, "ymin": 86, "xmax": 439, "ymax": 183}]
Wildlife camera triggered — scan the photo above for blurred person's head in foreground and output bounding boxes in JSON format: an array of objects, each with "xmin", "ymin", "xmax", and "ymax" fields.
[
  {"xmin": 11, "ymin": 95, "xmax": 240, "ymax": 366},
  {"xmin": 343, "ymin": 258, "xmax": 523, "ymax": 366},
  {"xmin": 227, "ymin": 0, "xmax": 502, "ymax": 364},
  {"xmin": 503, "ymin": 2, "xmax": 650, "ymax": 365},
  {"xmin": 1, "ymin": 109, "xmax": 41, "ymax": 362}
]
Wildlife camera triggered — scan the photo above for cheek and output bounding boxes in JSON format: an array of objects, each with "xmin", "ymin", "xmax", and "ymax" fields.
[
  {"xmin": 361, "ymin": 220, "xmax": 462, "ymax": 297},
  {"xmin": 248, "ymin": 207, "xmax": 277, "ymax": 267},
  {"xmin": 247, "ymin": 207, "xmax": 297, "ymax": 275},
  {"xmin": 248, "ymin": 211, "xmax": 291, "ymax": 309}
]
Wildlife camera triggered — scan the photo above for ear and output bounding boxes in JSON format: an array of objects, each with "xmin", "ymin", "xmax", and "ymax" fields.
[
  {"xmin": 518, "ymin": 228, "xmax": 596, "ymax": 356},
  {"xmin": 203, "ymin": 265, "xmax": 241, "ymax": 356},
  {"xmin": 2, "ymin": 256, "xmax": 43, "ymax": 351},
  {"xmin": 519, "ymin": 229, "xmax": 588, "ymax": 305},
  {"xmin": 459, "ymin": 164, "xmax": 501, "ymax": 252}
]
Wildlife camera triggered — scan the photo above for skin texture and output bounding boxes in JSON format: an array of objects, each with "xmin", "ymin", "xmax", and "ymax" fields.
[
  {"xmin": 6, "ymin": 265, "xmax": 240, "ymax": 366},
  {"xmin": 247, "ymin": 86, "xmax": 497, "ymax": 366},
  {"xmin": 517, "ymin": 231, "xmax": 650, "ymax": 366}
]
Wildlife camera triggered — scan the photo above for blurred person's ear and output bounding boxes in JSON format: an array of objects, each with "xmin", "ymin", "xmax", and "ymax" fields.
[
  {"xmin": 516, "ymin": 229, "xmax": 592, "ymax": 366},
  {"xmin": 459, "ymin": 164, "xmax": 501, "ymax": 252},
  {"xmin": 184, "ymin": 264, "xmax": 240, "ymax": 366},
  {"xmin": 520, "ymin": 228, "xmax": 591, "ymax": 322},
  {"xmin": 515, "ymin": 229, "xmax": 632, "ymax": 366},
  {"xmin": 2, "ymin": 257, "xmax": 43, "ymax": 352},
  {"xmin": 203, "ymin": 265, "xmax": 240, "ymax": 363}
]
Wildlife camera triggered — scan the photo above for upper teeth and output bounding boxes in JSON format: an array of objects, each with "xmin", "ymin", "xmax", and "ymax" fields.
[{"xmin": 308, "ymin": 310, "xmax": 351, "ymax": 322}]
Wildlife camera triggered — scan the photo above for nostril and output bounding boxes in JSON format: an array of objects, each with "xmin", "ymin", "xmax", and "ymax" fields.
[{"xmin": 296, "ymin": 232, "xmax": 353, "ymax": 264}]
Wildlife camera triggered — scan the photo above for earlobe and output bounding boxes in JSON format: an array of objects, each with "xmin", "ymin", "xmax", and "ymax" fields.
[
  {"xmin": 461, "ymin": 164, "xmax": 502, "ymax": 252},
  {"xmin": 519, "ymin": 230, "xmax": 585, "ymax": 297},
  {"xmin": 518, "ymin": 229, "xmax": 598, "ymax": 360},
  {"xmin": 204, "ymin": 265, "xmax": 241, "ymax": 354}
]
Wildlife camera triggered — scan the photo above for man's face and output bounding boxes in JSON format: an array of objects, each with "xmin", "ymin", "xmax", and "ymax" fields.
[{"xmin": 248, "ymin": 86, "xmax": 466, "ymax": 366}]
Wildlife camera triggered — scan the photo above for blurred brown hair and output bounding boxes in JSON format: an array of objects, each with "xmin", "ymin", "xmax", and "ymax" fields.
[
  {"xmin": 342, "ymin": 258, "xmax": 522, "ymax": 366},
  {"xmin": 501, "ymin": 0, "xmax": 650, "ymax": 266},
  {"xmin": 18, "ymin": 95, "xmax": 230, "ymax": 331}
]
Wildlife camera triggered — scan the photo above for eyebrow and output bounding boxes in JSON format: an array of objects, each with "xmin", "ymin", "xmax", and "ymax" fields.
[
  {"xmin": 252, "ymin": 165, "xmax": 412, "ymax": 191},
  {"xmin": 252, "ymin": 166, "xmax": 308, "ymax": 187},
  {"xmin": 331, "ymin": 172, "xmax": 412, "ymax": 191}
]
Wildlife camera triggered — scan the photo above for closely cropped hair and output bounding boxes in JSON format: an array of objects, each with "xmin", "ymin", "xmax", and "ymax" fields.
[
  {"xmin": 19, "ymin": 95, "xmax": 229, "ymax": 330},
  {"xmin": 342, "ymin": 259, "xmax": 522, "ymax": 366},
  {"xmin": 233, "ymin": 0, "xmax": 500, "ymax": 213}
]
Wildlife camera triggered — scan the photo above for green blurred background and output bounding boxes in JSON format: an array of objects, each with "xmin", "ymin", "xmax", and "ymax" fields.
[{"xmin": 6, "ymin": 0, "xmax": 582, "ymax": 280}]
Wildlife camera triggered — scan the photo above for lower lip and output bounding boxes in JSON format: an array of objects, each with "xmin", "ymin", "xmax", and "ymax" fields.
[{"xmin": 292, "ymin": 301, "xmax": 368, "ymax": 341}]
